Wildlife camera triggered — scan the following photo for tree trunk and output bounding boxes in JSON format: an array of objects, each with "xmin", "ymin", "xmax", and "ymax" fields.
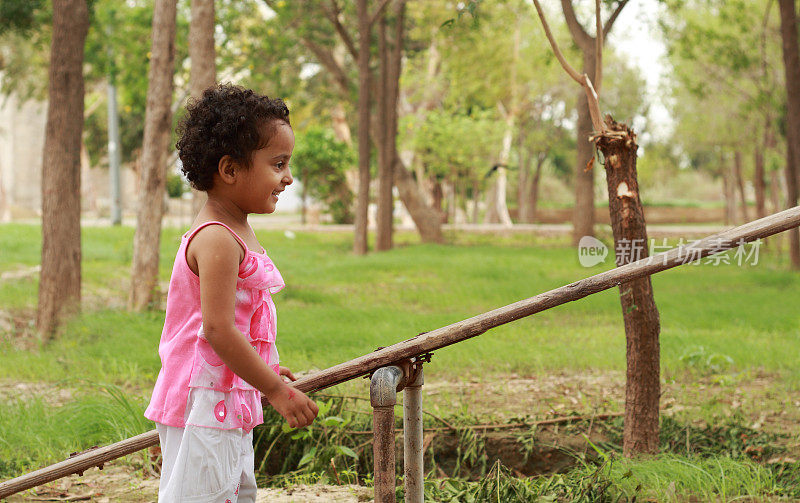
[
  {"xmin": 572, "ymin": 52, "xmax": 597, "ymax": 244},
  {"xmin": 129, "ymin": 0, "xmax": 177, "ymax": 311},
  {"xmin": 733, "ymin": 150, "xmax": 748, "ymax": 223},
  {"xmin": 472, "ymin": 179, "xmax": 480, "ymax": 224},
  {"xmin": 393, "ymin": 24, "xmax": 444, "ymax": 239},
  {"xmin": 517, "ymin": 123, "xmax": 529, "ymax": 222},
  {"xmin": 301, "ymin": 0, "xmax": 438, "ymax": 245},
  {"xmin": 300, "ymin": 165, "xmax": 307, "ymax": 224},
  {"xmin": 754, "ymin": 134, "xmax": 767, "ymax": 220},
  {"xmin": 329, "ymin": 43, "xmax": 357, "ymax": 195},
  {"xmin": 778, "ymin": 0, "xmax": 800, "ymax": 268},
  {"xmin": 431, "ymin": 177, "xmax": 443, "ymax": 216},
  {"xmin": 80, "ymin": 141, "xmax": 95, "ymax": 213},
  {"xmin": 375, "ymin": 2, "xmax": 405, "ymax": 251},
  {"xmin": 188, "ymin": 0, "xmax": 216, "ymax": 215},
  {"xmin": 787, "ymin": 143, "xmax": 800, "ymax": 263},
  {"xmin": 394, "ymin": 161, "xmax": 443, "ymax": 242},
  {"xmin": 375, "ymin": 12, "xmax": 388, "ymax": 243},
  {"xmin": 771, "ymin": 169, "xmax": 783, "ymax": 215},
  {"xmin": 445, "ymin": 178, "xmax": 456, "ymax": 224},
  {"xmin": 37, "ymin": 0, "xmax": 89, "ymax": 337},
  {"xmin": 770, "ymin": 169, "xmax": 784, "ymax": 257},
  {"xmin": 0, "ymin": 169, "xmax": 8, "ymax": 222},
  {"xmin": 594, "ymin": 118, "xmax": 661, "ymax": 456},
  {"xmin": 721, "ymin": 156, "xmax": 736, "ymax": 226},
  {"xmin": 353, "ymin": 0, "xmax": 371, "ymax": 255},
  {"xmin": 558, "ymin": 0, "xmax": 628, "ymax": 244},
  {"xmin": 484, "ymin": 123, "xmax": 513, "ymax": 226},
  {"xmin": 485, "ymin": 17, "xmax": 519, "ymax": 227},
  {"xmin": 527, "ymin": 152, "xmax": 546, "ymax": 223}
]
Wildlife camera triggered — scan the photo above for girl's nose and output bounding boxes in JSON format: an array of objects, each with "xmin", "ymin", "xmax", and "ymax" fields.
[{"xmin": 284, "ymin": 169, "xmax": 293, "ymax": 185}]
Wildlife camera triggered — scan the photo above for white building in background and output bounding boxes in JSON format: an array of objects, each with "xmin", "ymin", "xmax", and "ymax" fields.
[
  {"xmin": 0, "ymin": 88, "xmax": 139, "ymax": 223},
  {"xmin": 0, "ymin": 77, "xmax": 304, "ymax": 225},
  {"xmin": 0, "ymin": 93, "xmax": 46, "ymax": 220}
]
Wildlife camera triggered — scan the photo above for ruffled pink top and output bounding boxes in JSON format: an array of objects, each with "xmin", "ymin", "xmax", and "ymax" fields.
[{"xmin": 144, "ymin": 221, "xmax": 284, "ymax": 433}]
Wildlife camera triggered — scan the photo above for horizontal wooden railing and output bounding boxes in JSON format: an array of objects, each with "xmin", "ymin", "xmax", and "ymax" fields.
[{"xmin": 2, "ymin": 206, "xmax": 800, "ymax": 498}]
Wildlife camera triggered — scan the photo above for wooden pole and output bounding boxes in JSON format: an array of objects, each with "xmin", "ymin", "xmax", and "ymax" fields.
[
  {"xmin": 292, "ymin": 206, "xmax": 800, "ymax": 393},
  {"xmin": 0, "ymin": 431, "xmax": 158, "ymax": 498},
  {"xmin": 3, "ymin": 206, "xmax": 800, "ymax": 498}
]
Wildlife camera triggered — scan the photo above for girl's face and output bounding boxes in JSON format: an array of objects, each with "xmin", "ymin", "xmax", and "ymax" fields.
[{"xmin": 238, "ymin": 122, "xmax": 294, "ymax": 214}]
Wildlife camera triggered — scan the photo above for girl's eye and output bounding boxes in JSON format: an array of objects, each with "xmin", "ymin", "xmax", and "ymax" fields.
[{"xmin": 276, "ymin": 161, "xmax": 284, "ymax": 169}]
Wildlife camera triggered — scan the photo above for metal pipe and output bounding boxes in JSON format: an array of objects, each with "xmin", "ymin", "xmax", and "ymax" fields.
[
  {"xmin": 371, "ymin": 366, "xmax": 403, "ymax": 503},
  {"xmin": 403, "ymin": 367, "xmax": 424, "ymax": 503},
  {"xmin": 107, "ymin": 81, "xmax": 122, "ymax": 226}
]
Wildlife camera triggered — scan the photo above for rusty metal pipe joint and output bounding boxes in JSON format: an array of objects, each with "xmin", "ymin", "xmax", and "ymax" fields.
[
  {"xmin": 371, "ymin": 365, "xmax": 406, "ymax": 503},
  {"xmin": 370, "ymin": 365, "xmax": 405, "ymax": 408}
]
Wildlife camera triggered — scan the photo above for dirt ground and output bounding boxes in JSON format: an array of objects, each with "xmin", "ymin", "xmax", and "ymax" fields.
[
  {"xmin": 4, "ymin": 464, "xmax": 372, "ymax": 502},
  {"xmin": 423, "ymin": 370, "xmax": 800, "ymax": 436},
  {"xmin": 4, "ymin": 370, "xmax": 800, "ymax": 502}
]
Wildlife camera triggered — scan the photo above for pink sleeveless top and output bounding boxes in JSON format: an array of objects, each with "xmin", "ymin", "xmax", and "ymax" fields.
[{"xmin": 144, "ymin": 222, "xmax": 284, "ymax": 433}]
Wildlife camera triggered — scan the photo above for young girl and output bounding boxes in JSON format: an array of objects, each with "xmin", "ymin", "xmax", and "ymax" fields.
[{"xmin": 144, "ymin": 83, "xmax": 318, "ymax": 502}]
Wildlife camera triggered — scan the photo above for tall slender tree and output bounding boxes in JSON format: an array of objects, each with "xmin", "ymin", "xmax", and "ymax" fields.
[
  {"xmin": 375, "ymin": 1, "xmax": 405, "ymax": 250},
  {"xmin": 484, "ymin": 8, "xmax": 521, "ymax": 227},
  {"xmin": 36, "ymin": 0, "xmax": 90, "ymax": 337},
  {"xmin": 778, "ymin": 0, "xmax": 800, "ymax": 268},
  {"xmin": 559, "ymin": 0, "xmax": 627, "ymax": 245},
  {"xmin": 263, "ymin": 0, "xmax": 443, "ymax": 248},
  {"xmin": 534, "ymin": 0, "xmax": 661, "ymax": 455},
  {"xmin": 188, "ymin": 0, "xmax": 216, "ymax": 215},
  {"xmin": 353, "ymin": 0, "xmax": 372, "ymax": 254},
  {"xmin": 129, "ymin": 0, "xmax": 178, "ymax": 310}
]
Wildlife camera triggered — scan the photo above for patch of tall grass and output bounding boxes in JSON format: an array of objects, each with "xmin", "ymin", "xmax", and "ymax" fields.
[
  {"xmin": 0, "ymin": 383, "xmax": 151, "ymax": 478},
  {"xmin": 420, "ymin": 455, "xmax": 779, "ymax": 502}
]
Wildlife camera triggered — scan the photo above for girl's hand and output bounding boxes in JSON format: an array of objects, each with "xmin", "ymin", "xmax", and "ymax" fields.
[
  {"xmin": 266, "ymin": 382, "xmax": 318, "ymax": 429},
  {"xmin": 279, "ymin": 366, "xmax": 297, "ymax": 382}
]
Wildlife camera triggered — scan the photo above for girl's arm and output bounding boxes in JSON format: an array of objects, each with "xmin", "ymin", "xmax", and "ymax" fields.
[{"xmin": 189, "ymin": 225, "xmax": 318, "ymax": 429}]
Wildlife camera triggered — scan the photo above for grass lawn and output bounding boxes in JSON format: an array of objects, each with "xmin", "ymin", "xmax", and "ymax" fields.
[{"xmin": 1, "ymin": 222, "xmax": 799, "ymax": 499}]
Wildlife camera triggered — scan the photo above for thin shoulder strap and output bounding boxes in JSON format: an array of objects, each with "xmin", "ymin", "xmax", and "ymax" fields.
[{"xmin": 186, "ymin": 221, "xmax": 248, "ymax": 255}]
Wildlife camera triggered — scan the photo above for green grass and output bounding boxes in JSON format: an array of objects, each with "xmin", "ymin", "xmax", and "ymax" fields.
[
  {"xmin": 5, "ymin": 224, "xmax": 798, "ymax": 382},
  {"xmin": 0, "ymin": 384, "xmax": 152, "ymax": 476},
  {"xmin": 2, "ymin": 223, "xmax": 800, "ymax": 384},
  {"xmin": 596, "ymin": 454, "xmax": 777, "ymax": 501},
  {"xmin": 1, "ymin": 222, "xmax": 800, "ymax": 493},
  {"xmin": 420, "ymin": 455, "xmax": 780, "ymax": 502}
]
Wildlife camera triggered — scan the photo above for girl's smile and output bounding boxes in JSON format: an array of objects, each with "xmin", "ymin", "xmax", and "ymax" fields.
[{"xmin": 239, "ymin": 122, "xmax": 294, "ymax": 214}]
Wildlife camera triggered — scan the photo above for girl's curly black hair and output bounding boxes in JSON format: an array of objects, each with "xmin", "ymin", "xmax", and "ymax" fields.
[{"xmin": 176, "ymin": 83, "xmax": 291, "ymax": 191}]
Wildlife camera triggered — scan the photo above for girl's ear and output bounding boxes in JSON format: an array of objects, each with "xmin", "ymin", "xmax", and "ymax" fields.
[{"xmin": 217, "ymin": 155, "xmax": 238, "ymax": 184}]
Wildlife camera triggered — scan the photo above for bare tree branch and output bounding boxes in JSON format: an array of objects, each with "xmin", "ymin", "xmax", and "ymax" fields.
[
  {"xmin": 602, "ymin": 0, "xmax": 628, "ymax": 38},
  {"xmin": 326, "ymin": 0, "xmax": 359, "ymax": 61},
  {"xmin": 369, "ymin": 0, "xmax": 393, "ymax": 27},
  {"xmin": 301, "ymin": 38, "xmax": 352, "ymax": 95},
  {"xmin": 532, "ymin": 0, "xmax": 583, "ymax": 84},
  {"xmin": 583, "ymin": 77, "xmax": 604, "ymax": 133},
  {"xmin": 595, "ymin": 0, "xmax": 603, "ymax": 90},
  {"xmin": 560, "ymin": 0, "xmax": 592, "ymax": 51},
  {"xmin": 533, "ymin": 0, "xmax": 604, "ymax": 133},
  {"xmin": 262, "ymin": 0, "xmax": 304, "ymax": 33}
]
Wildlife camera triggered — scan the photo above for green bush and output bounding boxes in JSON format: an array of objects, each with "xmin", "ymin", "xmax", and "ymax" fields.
[
  {"xmin": 292, "ymin": 127, "xmax": 355, "ymax": 224},
  {"xmin": 166, "ymin": 172, "xmax": 186, "ymax": 198}
]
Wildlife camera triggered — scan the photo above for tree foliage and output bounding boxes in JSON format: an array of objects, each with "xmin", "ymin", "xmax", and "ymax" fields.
[
  {"xmin": 292, "ymin": 126, "xmax": 355, "ymax": 224},
  {"xmin": 663, "ymin": 0, "xmax": 784, "ymax": 170}
]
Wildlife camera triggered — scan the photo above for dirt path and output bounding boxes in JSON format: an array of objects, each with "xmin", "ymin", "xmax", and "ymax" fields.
[
  {"xmin": 5, "ymin": 463, "xmax": 372, "ymax": 503},
  {"xmin": 422, "ymin": 370, "xmax": 800, "ymax": 437}
]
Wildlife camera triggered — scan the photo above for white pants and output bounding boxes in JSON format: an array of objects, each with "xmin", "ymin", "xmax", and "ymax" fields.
[{"xmin": 156, "ymin": 423, "xmax": 258, "ymax": 502}]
